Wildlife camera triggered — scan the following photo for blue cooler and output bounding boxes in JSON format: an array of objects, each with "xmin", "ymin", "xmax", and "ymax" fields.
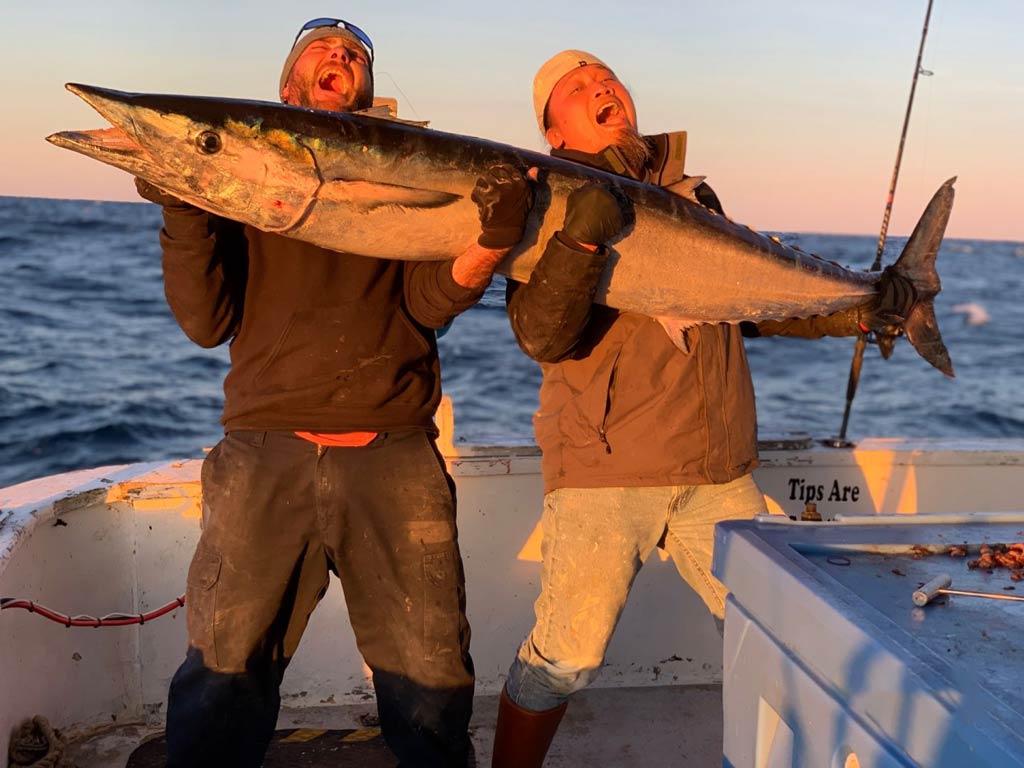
[{"xmin": 713, "ymin": 514, "xmax": 1024, "ymax": 767}]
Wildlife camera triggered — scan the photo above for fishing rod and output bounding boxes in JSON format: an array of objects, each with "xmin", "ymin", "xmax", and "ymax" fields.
[{"xmin": 829, "ymin": 0, "xmax": 935, "ymax": 448}]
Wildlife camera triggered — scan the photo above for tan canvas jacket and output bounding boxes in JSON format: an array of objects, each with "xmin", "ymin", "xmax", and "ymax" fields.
[{"xmin": 506, "ymin": 132, "xmax": 760, "ymax": 493}]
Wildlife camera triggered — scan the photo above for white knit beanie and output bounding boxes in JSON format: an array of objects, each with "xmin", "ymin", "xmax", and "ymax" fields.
[{"xmin": 532, "ymin": 50, "xmax": 612, "ymax": 131}]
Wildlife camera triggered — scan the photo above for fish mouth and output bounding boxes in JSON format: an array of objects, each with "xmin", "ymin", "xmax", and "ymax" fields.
[
  {"xmin": 45, "ymin": 83, "xmax": 149, "ymax": 163},
  {"xmin": 47, "ymin": 125, "xmax": 144, "ymax": 157}
]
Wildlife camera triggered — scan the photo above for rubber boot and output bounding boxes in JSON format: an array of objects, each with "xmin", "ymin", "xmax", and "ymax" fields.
[{"xmin": 491, "ymin": 686, "xmax": 568, "ymax": 768}]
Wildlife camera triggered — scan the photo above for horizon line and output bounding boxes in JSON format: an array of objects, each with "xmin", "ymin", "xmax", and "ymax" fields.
[{"xmin": 2, "ymin": 192, "xmax": 1020, "ymax": 246}]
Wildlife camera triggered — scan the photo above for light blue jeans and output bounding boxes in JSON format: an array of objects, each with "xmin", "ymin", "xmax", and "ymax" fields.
[{"xmin": 505, "ymin": 474, "xmax": 767, "ymax": 711}]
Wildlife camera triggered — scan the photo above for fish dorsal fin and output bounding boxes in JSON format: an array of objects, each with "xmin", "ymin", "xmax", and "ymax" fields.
[
  {"xmin": 317, "ymin": 180, "xmax": 459, "ymax": 210},
  {"xmin": 354, "ymin": 103, "xmax": 431, "ymax": 128},
  {"xmin": 664, "ymin": 176, "xmax": 706, "ymax": 202},
  {"xmin": 655, "ymin": 316, "xmax": 701, "ymax": 353}
]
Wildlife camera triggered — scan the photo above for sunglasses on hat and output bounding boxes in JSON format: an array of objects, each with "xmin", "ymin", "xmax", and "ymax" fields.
[{"xmin": 292, "ymin": 17, "xmax": 374, "ymax": 63}]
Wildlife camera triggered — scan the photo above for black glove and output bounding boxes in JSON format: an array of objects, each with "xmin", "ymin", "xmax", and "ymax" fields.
[
  {"xmin": 471, "ymin": 164, "xmax": 532, "ymax": 249},
  {"xmin": 863, "ymin": 266, "xmax": 917, "ymax": 332},
  {"xmin": 135, "ymin": 177, "xmax": 193, "ymax": 211},
  {"xmin": 562, "ymin": 183, "xmax": 626, "ymax": 248}
]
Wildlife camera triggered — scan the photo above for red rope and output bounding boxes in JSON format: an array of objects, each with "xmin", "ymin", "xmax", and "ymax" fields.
[{"xmin": 0, "ymin": 594, "xmax": 185, "ymax": 628}]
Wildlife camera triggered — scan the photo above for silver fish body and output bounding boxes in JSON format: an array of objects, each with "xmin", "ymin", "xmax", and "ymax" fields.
[{"xmin": 47, "ymin": 84, "xmax": 955, "ymax": 375}]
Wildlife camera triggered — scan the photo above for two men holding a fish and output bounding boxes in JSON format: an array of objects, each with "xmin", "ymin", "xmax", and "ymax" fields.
[{"xmin": 107, "ymin": 21, "xmax": 933, "ymax": 768}]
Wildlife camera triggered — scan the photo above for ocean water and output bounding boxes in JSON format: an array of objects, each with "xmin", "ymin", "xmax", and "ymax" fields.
[{"xmin": 1, "ymin": 196, "xmax": 1022, "ymax": 489}]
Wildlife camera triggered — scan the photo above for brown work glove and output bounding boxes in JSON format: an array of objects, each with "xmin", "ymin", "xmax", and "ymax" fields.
[
  {"xmin": 561, "ymin": 183, "xmax": 626, "ymax": 249},
  {"xmin": 471, "ymin": 164, "xmax": 533, "ymax": 249},
  {"xmin": 135, "ymin": 177, "xmax": 194, "ymax": 212}
]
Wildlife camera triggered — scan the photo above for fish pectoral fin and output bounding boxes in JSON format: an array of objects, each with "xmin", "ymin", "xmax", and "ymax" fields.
[
  {"xmin": 655, "ymin": 316, "xmax": 701, "ymax": 354},
  {"xmin": 317, "ymin": 180, "xmax": 460, "ymax": 210}
]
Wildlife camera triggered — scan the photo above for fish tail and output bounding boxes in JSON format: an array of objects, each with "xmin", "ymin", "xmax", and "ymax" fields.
[{"xmin": 890, "ymin": 177, "xmax": 957, "ymax": 377}]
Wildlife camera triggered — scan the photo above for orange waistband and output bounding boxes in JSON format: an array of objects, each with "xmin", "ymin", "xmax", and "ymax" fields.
[{"xmin": 294, "ymin": 431, "xmax": 378, "ymax": 448}]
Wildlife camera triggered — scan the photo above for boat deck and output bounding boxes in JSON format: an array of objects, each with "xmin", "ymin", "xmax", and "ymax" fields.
[
  {"xmin": 66, "ymin": 684, "xmax": 722, "ymax": 767},
  {"xmin": 11, "ymin": 440, "xmax": 1024, "ymax": 766}
]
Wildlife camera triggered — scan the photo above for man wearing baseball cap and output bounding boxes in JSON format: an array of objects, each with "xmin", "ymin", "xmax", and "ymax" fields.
[
  {"xmin": 137, "ymin": 18, "xmax": 532, "ymax": 768},
  {"xmin": 491, "ymin": 50, "xmax": 914, "ymax": 766}
]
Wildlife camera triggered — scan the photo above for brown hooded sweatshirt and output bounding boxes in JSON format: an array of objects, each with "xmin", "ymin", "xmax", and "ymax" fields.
[{"xmin": 159, "ymin": 208, "xmax": 485, "ymax": 433}]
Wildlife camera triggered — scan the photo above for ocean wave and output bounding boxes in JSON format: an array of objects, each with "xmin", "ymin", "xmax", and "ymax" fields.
[{"xmin": 1, "ymin": 197, "xmax": 1022, "ymax": 487}]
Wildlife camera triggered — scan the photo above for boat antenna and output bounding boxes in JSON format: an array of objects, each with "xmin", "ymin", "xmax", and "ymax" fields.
[
  {"xmin": 375, "ymin": 71, "xmax": 421, "ymax": 119},
  {"xmin": 828, "ymin": 0, "xmax": 936, "ymax": 448}
]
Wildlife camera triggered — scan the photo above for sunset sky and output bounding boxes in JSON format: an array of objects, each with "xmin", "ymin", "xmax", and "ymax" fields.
[{"xmin": 5, "ymin": 1, "xmax": 1022, "ymax": 241}]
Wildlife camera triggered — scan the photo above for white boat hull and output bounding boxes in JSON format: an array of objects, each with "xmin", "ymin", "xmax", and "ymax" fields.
[{"xmin": 2, "ymin": 433, "xmax": 1023, "ymax": 761}]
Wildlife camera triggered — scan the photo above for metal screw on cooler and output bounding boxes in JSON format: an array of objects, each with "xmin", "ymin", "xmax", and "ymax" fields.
[{"xmin": 801, "ymin": 502, "xmax": 822, "ymax": 522}]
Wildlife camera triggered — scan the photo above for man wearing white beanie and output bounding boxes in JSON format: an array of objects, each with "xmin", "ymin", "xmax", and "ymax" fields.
[
  {"xmin": 137, "ymin": 17, "xmax": 533, "ymax": 768},
  {"xmin": 491, "ymin": 49, "xmax": 914, "ymax": 766}
]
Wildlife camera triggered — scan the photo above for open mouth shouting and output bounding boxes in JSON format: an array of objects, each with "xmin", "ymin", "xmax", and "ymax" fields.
[
  {"xmin": 595, "ymin": 100, "xmax": 629, "ymax": 127},
  {"xmin": 317, "ymin": 67, "xmax": 352, "ymax": 93}
]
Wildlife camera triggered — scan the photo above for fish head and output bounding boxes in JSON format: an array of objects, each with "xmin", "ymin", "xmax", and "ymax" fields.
[{"xmin": 47, "ymin": 84, "xmax": 321, "ymax": 230}]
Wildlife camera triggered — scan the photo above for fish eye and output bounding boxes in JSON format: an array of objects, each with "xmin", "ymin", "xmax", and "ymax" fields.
[{"xmin": 196, "ymin": 131, "xmax": 222, "ymax": 154}]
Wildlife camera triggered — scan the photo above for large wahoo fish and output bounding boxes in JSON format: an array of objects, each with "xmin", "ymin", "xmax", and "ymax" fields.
[{"xmin": 48, "ymin": 84, "xmax": 954, "ymax": 375}]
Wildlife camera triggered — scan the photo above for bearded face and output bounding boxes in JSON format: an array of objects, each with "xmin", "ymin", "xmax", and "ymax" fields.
[{"xmin": 281, "ymin": 36, "xmax": 373, "ymax": 113}]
